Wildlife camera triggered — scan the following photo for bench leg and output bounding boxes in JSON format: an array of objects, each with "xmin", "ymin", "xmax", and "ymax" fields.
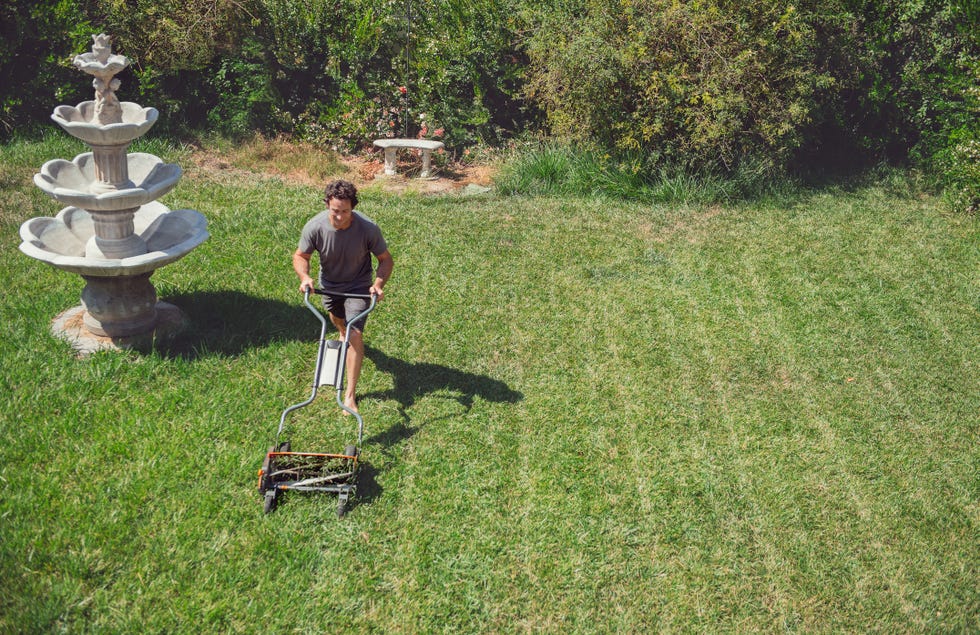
[
  {"xmin": 383, "ymin": 148, "xmax": 397, "ymax": 176},
  {"xmin": 420, "ymin": 150, "xmax": 433, "ymax": 179}
]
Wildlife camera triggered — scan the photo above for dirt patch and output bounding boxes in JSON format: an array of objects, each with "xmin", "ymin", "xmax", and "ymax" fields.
[
  {"xmin": 187, "ymin": 139, "xmax": 497, "ymax": 195},
  {"xmin": 347, "ymin": 158, "xmax": 496, "ymax": 195},
  {"xmin": 650, "ymin": 204, "xmax": 726, "ymax": 244}
]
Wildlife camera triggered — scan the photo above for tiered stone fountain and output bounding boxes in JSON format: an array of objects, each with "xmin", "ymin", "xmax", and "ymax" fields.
[{"xmin": 19, "ymin": 34, "xmax": 208, "ymax": 353}]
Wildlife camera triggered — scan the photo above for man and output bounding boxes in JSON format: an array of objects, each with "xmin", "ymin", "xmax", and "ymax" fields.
[{"xmin": 293, "ymin": 180, "xmax": 393, "ymax": 414}]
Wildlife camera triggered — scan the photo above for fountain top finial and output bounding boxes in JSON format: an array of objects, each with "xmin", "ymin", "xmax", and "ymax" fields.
[
  {"xmin": 91, "ymin": 34, "xmax": 112, "ymax": 63},
  {"xmin": 72, "ymin": 34, "xmax": 131, "ymax": 125},
  {"xmin": 73, "ymin": 33, "xmax": 129, "ymax": 78}
]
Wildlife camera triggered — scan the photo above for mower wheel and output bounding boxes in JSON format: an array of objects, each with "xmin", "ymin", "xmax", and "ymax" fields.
[
  {"xmin": 263, "ymin": 490, "xmax": 277, "ymax": 514},
  {"xmin": 259, "ymin": 447, "xmax": 275, "ymax": 492},
  {"xmin": 277, "ymin": 441, "xmax": 290, "ymax": 453}
]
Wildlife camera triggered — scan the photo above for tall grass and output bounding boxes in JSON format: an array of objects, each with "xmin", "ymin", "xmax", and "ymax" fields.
[
  {"xmin": 494, "ymin": 142, "xmax": 783, "ymax": 204},
  {"xmin": 1, "ymin": 137, "xmax": 977, "ymax": 632}
]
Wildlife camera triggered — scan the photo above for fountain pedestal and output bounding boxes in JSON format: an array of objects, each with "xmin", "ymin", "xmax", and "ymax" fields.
[
  {"xmin": 51, "ymin": 302, "xmax": 186, "ymax": 355},
  {"xmin": 85, "ymin": 208, "xmax": 147, "ymax": 259},
  {"xmin": 80, "ymin": 273, "xmax": 158, "ymax": 336}
]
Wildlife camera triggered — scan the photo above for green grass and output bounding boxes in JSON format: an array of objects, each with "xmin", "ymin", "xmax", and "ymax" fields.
[{"xmin": 1, "ymin": 136, "xmax": 977, "ymax": 632}]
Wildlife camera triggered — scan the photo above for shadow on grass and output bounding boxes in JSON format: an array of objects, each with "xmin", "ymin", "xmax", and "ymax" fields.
[
  {"xmin": 360, "ymin": 345, "xmax": 524, "ymax": 449},
  {"xmin": 157, "ymin": 290, "xmax": 313, "ymax": 359},
  {"xmin": 286, "ymin": 346, "xmax": 522, "ymax": 516},
  {"xmin": 350, "ymin": 462, "xmax": 382, "ymax": 511},
  {"xmin": 345, "ymin": 346, "xmax": 522, "ymax": 515}
]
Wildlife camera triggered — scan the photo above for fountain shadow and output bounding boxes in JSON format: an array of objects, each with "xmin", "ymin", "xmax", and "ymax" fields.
[{"xmin": 156, "ymin": 290, "xmax": 312, "ymax": 359}]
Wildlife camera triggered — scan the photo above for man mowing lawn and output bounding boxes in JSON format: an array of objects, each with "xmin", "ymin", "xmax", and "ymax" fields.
[{"xmin": 293, "ymin": 179, "xmax": 394, "ymax": 414}]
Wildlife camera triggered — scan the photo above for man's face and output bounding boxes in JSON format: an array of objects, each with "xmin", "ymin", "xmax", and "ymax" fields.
[{"xmin": 326, "ymin": 197, "xmax": 354, "ymax": 230}]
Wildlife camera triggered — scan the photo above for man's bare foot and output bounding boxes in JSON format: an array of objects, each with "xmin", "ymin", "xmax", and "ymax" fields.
[{"xmin": 343, "ymin": 395, "xmax": 358, "ymax": 415}]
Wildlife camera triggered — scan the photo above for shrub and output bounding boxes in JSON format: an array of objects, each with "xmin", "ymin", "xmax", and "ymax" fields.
[
  {"xmin": 0, "ymin": 0, "xmax": 94, "ymax": 139},
  {"xmin": 206, "ymin": 38, "xmax": 285, "ymax": 138},
  {"xmin": 940, "ymin": 67, "xmax": 980, "ymax": 213},
  {"xmin": 521, "ymin": 0, "xmax": 980, "ymax": 183},
  {"xmin": 7, "ymin": 0, "xmax": 975, "ymax": 192},
  {"xmin": 257, "ymin": 0, "xmax": 527, "ymax": 151},
  {"xmin": 942, "ymin": 139, "xmax": 980, "ymax": 214},
  {"xmin": 521, "ymin": 0, "xmax": 850, "ymax": 175}
]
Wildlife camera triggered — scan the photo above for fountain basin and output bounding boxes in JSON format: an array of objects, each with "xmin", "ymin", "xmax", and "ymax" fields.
[
  {"xmin": 52, "ymin": 101, "xmax": 159, "ymax": 145},
  {"xmin": 19, "ymin": 202, "xmax": 209, "ymax": 276},
  {"xmin": 34, "ymin": 152, "xmax": 181, "ymax": 210}
]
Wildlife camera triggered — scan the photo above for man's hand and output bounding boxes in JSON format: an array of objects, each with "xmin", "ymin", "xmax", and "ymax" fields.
[
  {"xmin": 370, "ymin": 250, "xmax": 393, "ymax": 303},
  {"xmin": 293, "ymin": 250, "xmax": 315, "ymax": 293}
]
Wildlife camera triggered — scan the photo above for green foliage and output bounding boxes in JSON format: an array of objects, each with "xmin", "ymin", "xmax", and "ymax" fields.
[
  {"xmin": 858, "ymin": 0, "xmax": 980, "ymax": 213},
  {"xmin": 943, "ymin": 139, "xmax": 980, "ymax": 214},
  {"xmin": 93, "ymin": 0, "xmax": 259, "ymax": 71},
  {"xmin": 522, "ymin": 0, "xmax": 858, "ymax": 174},
  {"xmin": 81, "ymin": 0, "xmax": 264, "ymax": 135},
  {"xmin": 260, "ymin": 0, "xmax": 528, "ymax": 151},
  {"xmin": 520, "ymin": 0, "xmax": 980, "ymax": 183},
  {"xmin": 939, "ymin": 65, "xmax": 980, "ymax": 213},
  {"xmin": 206, "ymin": 38, "xmax": 285, "ymax": 138},
  {"xmin": 0, "ymin": 0, "xmax": 94, "ymax": 139},
  {"xmin": 0, "ymin": 0, "xmax": 529, "ymax": 146},
  {"xmin": 2, "ymin": 0, "xmax": 975, "ymax": 195},
  {"xmin": 848, "ymin": 0, "xmax": 979, "ymax": 165},
  {"xmin": 395, "ymin": 0, "xmax": 529, "ymax": 146}
]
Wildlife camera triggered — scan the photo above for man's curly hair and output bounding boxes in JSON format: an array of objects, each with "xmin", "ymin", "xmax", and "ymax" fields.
[{"xmin": 323, "ymin": 179, "xmax": 358, "ymax": 208}]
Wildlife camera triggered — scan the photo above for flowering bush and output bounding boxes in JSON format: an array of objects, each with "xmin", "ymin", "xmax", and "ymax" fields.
[{"xmin": 415, "ymin": 113, "xmax": 445, "ymax": 141}]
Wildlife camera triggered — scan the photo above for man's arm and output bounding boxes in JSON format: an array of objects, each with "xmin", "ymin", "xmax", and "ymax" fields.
[
  {"xmin": 293, "ymin": 249, "xmax": 315, "ymax": 292},
  {"xmin": 371, "ymin": 250, "xmax": 393, "ymax": 300}
]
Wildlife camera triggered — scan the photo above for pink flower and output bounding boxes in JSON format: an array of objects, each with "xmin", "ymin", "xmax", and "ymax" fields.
[
  {"xmin": 433, "ymin": 128, "xmax": 444, "ymax": 137},
  {"xmin": 398, "ymin": 86, "xmax": 407, "ymax": 94}
]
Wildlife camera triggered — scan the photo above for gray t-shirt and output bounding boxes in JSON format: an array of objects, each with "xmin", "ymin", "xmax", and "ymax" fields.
[{"xmin": 298, "ymin": 211, "xmax": 388, "ymax": 293}]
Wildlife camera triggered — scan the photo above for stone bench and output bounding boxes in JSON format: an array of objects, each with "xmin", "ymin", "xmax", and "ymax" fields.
[{"xmin": 373, "ymin": 138, "xmax": 445, "ymax": 179}]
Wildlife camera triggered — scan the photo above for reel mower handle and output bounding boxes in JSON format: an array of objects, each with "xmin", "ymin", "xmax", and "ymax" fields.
[
  {"xmin": 304, "ymin": 288, "xmax": 378, "ymax": 317},
  {"xmin": 310, "ymin": 288, "xmax": 376, "ymax": 300},
  {"xmin": 278, "ymin": 289, "xmax": 379, "ymax": 439}
]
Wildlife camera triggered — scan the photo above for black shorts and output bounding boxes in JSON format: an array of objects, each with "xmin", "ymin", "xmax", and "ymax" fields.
[{"xmin": 321, "ymin": 292, "xmax": 371, "ymax": 332}]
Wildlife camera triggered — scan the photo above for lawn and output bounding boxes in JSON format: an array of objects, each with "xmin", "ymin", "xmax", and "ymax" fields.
[{"xmin": 1, "ymin": 138, "xmax": 977, "ymax": 632}]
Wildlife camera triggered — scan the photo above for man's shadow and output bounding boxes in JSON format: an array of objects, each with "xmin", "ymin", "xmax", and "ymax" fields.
[
  {"xmin": 352, "ymin": 345, "xmax": 523, "ymax": 506},
  {"xmin": 361, "ymin": 345, "xmax": 523, "ymax": 443},
  {"xmin": 360, "ymin": 346, "xmax": 524, "ymax": 470}
]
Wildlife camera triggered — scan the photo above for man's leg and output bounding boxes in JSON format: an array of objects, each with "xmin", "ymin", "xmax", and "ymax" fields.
[
  {"xmin": 344, "ymin": 327, "xmax": 364, "ymax": 414},
  {"xmin": 326, "ymin": 294, "xmax": 369, "ymax": 414},
  {"xmin": 329, "ymin": 313, "xmax": 346, "ymax": 340}
]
